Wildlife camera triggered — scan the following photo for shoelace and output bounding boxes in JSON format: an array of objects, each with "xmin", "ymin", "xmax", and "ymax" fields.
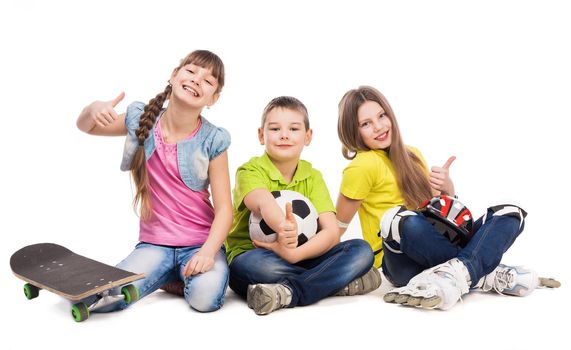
[{"xmin": 493, "ymin": 268, "xmax": 515, "ymax": 295}]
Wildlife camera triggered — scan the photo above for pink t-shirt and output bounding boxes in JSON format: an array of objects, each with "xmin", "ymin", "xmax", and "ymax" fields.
[{"xmin": 139, "ymin": 117, "xmax": 215, "ymax": 246}]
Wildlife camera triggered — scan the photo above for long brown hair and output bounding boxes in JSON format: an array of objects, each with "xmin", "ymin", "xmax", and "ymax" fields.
[
  {"xmin": 131, "ymin": 50, "xmax": 225, "ymax": 220},
  {"xmin": 337, "ymin": 86, "xmax": 432, "ymax": 209}
]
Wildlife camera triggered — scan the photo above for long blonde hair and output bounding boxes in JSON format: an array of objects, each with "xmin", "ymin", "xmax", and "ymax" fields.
[
  {"xmin": 337, "ymin": 86, "xmax": 432, "ymax": 209},
  {"xmin": 130, "ymin": 50, "xmax": 225, "ymax": 220}
]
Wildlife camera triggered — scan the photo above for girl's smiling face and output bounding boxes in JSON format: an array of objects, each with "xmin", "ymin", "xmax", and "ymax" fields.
[
  {"xmin": 357, "ymin": 100, "xmax": 392, "ymax": 150},
  {"xmin": 170, "ymin": 63, "xmax": 219, "ymax": 108}
]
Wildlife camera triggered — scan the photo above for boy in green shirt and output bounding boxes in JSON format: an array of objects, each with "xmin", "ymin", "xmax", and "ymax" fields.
[{"xmin": 225, "ymin": 96, "xmax": 380, "ymax": 315}]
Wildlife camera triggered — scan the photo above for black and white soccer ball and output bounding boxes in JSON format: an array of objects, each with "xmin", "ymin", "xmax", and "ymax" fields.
[{"xmin": 249, "ymin": 190, "xmax": 319, "ymax": 246}]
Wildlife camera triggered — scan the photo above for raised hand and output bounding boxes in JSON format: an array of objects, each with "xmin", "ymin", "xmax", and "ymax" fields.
[
  {"xmin": 276, "ymin": 202, "xmax": 298, "ymax": 249},
  {"xmin": 91, "ymin": 92, "xmax": 125, "ymax": 128},
  {"xmin": 429, "ymin": 156, "xmax": 456, "ymax": 196},
  {"xmin": 78, "ymin": 92, "xmax": 125, "ymax": 132}
]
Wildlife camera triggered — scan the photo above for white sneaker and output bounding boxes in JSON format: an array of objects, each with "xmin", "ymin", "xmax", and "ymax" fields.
[
  {"xmin": 477, "ymin": 264, "xmax": 561, "ymax": 297},
  {"xmin": 384, "ymin": 258, "xmax": 470, "ymax": 310}
]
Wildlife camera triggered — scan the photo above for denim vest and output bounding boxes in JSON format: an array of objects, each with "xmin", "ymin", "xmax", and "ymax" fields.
[{"xmin": 120, "ymin": 101, "xmax": 231, "ymax": 191}]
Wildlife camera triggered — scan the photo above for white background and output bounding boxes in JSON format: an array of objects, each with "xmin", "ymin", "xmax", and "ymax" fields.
[{"xmin": 1, "ymin": 1, "xmax": 569, "ymax": 349}]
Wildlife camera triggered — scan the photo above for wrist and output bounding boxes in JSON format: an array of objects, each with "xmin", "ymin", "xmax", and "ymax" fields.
[
  {"xmin": 278, "ymin": 245, "xmax": 300, "ymax": 264},
  {"xmin": 288, "ymin": 249, "xmax": 301, "ymax": 264},
  {"xmin": 199, "ymin": 242, "xmax": 220, "ymax": 257}
]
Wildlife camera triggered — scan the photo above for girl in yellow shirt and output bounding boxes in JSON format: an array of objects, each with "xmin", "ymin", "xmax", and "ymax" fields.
[{"xmin": 335, "ymin": 86, "xmax": 559, "ymax": 310}]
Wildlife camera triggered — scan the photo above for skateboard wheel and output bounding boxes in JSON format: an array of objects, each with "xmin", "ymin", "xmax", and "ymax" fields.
[
  {"xmin": 24, "ymin": 283, "xmax": 40, "ymax": 300},
  {"xmin": 71, "ymin": 303, "xmax": 89, "ymax": 322},
  {"xmin": 121, "ymin": 284, "xmax": 139, "ymax": 304}
]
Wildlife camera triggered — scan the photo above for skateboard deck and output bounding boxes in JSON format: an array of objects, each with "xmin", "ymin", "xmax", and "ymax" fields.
[{"xmin": 11, "ymin": 243, "xmax": 145, "ymax": 319}]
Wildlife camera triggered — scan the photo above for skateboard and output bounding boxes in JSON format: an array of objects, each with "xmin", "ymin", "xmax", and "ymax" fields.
[{"xmin": 10, "ymin": 243, "xmax": 145, "ymax": 322}]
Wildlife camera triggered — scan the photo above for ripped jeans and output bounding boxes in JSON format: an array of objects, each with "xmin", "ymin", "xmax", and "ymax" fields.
[{"xmin": 88, "ymin": 242, "xmax": 228, "ymax": 313}]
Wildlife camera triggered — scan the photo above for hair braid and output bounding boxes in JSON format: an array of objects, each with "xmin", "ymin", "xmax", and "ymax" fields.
[
  {"xmin": 130, "ymin": 84, "xmax": 172, "ymax": 220},
  {"xmin": 135, "ymin": 85, "xmax": 172, "ymax": 145}
]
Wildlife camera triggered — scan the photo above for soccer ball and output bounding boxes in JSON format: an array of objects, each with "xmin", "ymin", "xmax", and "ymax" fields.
[{"xmin": 249, "ymin": 190, "xmax": 319, "ymax": 246}]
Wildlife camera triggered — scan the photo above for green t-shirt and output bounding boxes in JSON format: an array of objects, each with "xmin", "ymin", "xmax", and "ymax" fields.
[{"xmin": 225, "ymin": 152, "xmax": 336, "ymax": 264}]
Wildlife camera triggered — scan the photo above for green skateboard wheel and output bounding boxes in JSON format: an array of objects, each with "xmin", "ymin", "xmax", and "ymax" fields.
[
  {"xmin": 23, "ymin": 283, "xmax": 40, "ymax": 300},
  {"xmin": 121, "ymin": 284, "xmax": 139, "ymax": 304},
  {"xmin": 71, "ymin": 302, "xmax": 89, "ymax": 322}
]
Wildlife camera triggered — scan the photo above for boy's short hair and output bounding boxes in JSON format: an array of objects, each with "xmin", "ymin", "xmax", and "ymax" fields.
[{"xmin": 261, "ymin": 96, "xmax": 310, "ymax": 130}]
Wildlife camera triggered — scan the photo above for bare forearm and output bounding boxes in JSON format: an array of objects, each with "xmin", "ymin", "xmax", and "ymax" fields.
[
  {"xmin": 289, "ymin": 211, "xmax": 340, "ymax": 263},
  {"xmin": 201, "ymin": 206, "xmax": 232, "ymax": 255},
  {"xmin": 77, "ymin": 106, "xmax": 97, "ymax": 133},
  {"xmin": 259, "ymin": 201, "xmax": 287, "ymax": 231},
  {"xmin": 290, "ymin": 228, "xmax": 339, "ymax": 263},
  {"xmin": 75, "ymin": 94, "xmax": 127, "ymax": 136},
  {"xmin": 336, "ymin": 194, "xmax": 361, "ymax": 237},
  {"xmin": 245, "ymin": 189, "xmax": 285, "ymax": 232}
]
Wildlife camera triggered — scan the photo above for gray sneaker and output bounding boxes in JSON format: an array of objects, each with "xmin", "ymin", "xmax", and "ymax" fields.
[
  {"xmin": 336, "ymin": 267, "xmax": 382, "ymax": 296},
  {"xmin": 246, "ymin": 284, "xmax": 292, "ymax": 315}
]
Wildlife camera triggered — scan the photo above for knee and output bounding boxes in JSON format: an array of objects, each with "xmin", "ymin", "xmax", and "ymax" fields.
[
  {"xmin": 345, "ymin": 239, "xmax": 374, "ymax": 270},
  {"xmin": 188, "ymin": 293, "xmax": 224, "ymax": 312},
  {"xmin": 185, "ymin": 265, "xmax": 228, "ymax": 312},
  {"xmin": 399, "ymin": 214, "xmax": 429, "ymax": 240},
  {"xmin": 486, "ymin": 204, "xmax": 526, "ymax": 230},
  {"xmin": 315, "ymin": 240, "xmax": 374, "ymax": 278},
  {"xmin": 186, "ymin": 279, "xmax": 227, "ymax": 312},
  {"xmin": 379, "ymin": 206, "xmax": 419, "ymax": 244}
]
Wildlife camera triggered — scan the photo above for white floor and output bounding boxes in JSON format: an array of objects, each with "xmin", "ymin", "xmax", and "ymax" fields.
[
  {"xmin": 2, "ymin": 1, "xmax": 570, "ymax": 349},
  {"xmin": 3, "ymin": 263, "xmax": 567, "ymax": 350}
]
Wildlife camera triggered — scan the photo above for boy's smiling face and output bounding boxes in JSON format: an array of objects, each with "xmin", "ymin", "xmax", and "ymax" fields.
[{"xmin": 258, "ymin": 107, "xmax": 312, "ymax": 163}]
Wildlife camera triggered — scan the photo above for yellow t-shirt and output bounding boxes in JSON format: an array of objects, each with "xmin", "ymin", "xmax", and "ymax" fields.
[
  {"xmin": 225, "ymin": 152, "xmax": 336, "ymax": 264},
  {"xmin": 339, "ymin": 147, "xmax": 427, "ymax": 268}
]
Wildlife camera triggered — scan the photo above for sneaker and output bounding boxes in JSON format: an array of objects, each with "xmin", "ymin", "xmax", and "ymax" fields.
[
  {"xmin": 160, "ymin": 281, "xmax": 185, "ymax": 297},
  {"xmin": 336, "ymin": 267, "xmax": 382, "ymax": 296},
  {"xmin": 383, "ymin": 258, "xmax": 470, "ymax": 310},
  {"xmin": 246, "ymin": 285, "xmax": 255, "ymax": 309},
  {"xmin": 246, "ymin": 284, "xmax": 292, "ymax": 315},
  {"xmin": 477, "ymin": 264, "xmax": 561, "ymax": 297}
]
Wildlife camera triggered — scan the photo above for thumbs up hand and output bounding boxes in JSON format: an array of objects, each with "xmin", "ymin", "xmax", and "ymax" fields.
[
  {"xmin": 88, "ymin": 92, "xmax": 125, "ymax": 128},
  {"xmin": 79, "ymin": 92, "xmax": 125, "ymax": 131},
  {"xmin": 276, "ymin": 202, "xmax": 299, "ymax": 249},
  {"xmin": 429, "ymin": 156, "xmax": 456, "ymax": 196}
]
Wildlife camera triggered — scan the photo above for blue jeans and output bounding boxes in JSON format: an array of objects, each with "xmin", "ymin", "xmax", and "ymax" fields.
[
  {"xmin": 91, "ymin": 242, "xmax": 229, "ymax": 312},
  {"xmin": 229, "ymin": 239, "xmax": 373, "ymax": 307},
  {"xmin": 382, "ymin": 207, "xmax": 524, "ymax": 287}
]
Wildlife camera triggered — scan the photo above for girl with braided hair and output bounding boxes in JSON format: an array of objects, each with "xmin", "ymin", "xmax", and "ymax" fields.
[{"xmin": 76, "ymin": 50, "xmax": 232, "ymax": 313}]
